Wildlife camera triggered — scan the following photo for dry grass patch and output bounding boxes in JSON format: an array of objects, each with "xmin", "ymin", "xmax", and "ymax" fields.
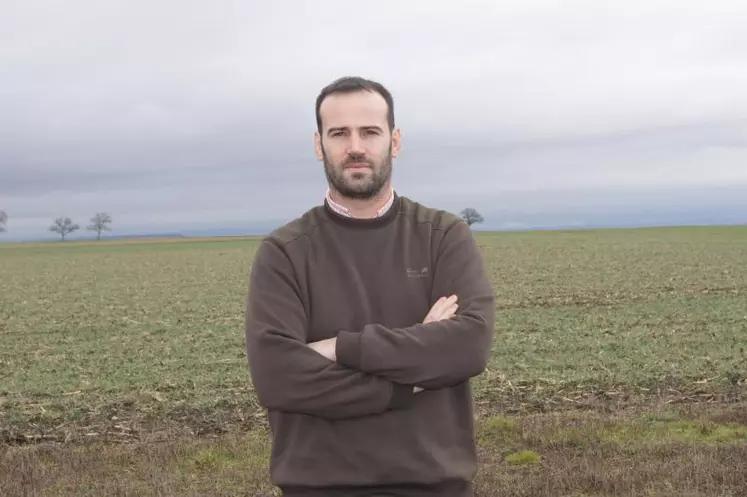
[
  {"xmin": 3, "ymin": 406, "xmax": 745, "ymax": 496},
  {"xmin": 0, "ymin": 430, "xmax": 276, "ymax": 497}
]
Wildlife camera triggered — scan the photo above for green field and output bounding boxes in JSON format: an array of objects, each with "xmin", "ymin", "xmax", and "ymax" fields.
[{"xmin": 1, "ymin": 227, "xmax": 746, "ymax": 496}]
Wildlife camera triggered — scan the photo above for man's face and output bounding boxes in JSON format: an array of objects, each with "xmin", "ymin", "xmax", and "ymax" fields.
[{"xmin": 315, "ymin": 90, "xmax": 401, "ymax": 200}]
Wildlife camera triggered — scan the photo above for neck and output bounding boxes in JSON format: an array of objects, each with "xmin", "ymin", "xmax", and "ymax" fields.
[{"xmin": 327, "ymin": 186, "xmax": 393, "ymax": 219}]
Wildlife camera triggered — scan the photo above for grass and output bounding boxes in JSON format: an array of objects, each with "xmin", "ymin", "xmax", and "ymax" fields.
[
  {"xmin": 3, "ymin": 408, "xmax": 746, "ymax": 496},
  {"xmin": 1, "ymin": 226, "xmax": 747, "ymax": 496}
]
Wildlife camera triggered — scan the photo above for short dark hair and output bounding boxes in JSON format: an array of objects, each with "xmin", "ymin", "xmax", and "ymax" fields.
[{"xmin": 315, "ymin": 76, "xmax": 395, "ymax": 132}]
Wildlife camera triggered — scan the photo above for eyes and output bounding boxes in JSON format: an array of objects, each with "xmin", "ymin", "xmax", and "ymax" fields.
[{"xmin": 329, "ymin": 128, "xmax": 381, "ymax": 138}]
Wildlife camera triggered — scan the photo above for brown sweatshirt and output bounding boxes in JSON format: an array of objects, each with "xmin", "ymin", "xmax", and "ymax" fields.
[{"xmin": 244, "ymin": 193, "xmax": 495, "ymax": 497}]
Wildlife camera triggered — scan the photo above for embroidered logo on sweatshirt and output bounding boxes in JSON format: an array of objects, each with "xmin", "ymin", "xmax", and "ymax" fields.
[{"xmin": 406, "ymin": 267, "xmax": 429, "ymax": 278}]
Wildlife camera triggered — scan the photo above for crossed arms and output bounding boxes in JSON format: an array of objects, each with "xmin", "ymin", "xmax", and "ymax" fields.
[{"xmin": 244, "ymin": 221, "xmax": 495, "ymax": 421}]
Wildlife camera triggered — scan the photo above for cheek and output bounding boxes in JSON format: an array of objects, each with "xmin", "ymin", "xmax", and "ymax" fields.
[
  {"xmin": 327, "ymin": 149, "xmax": 345, "ymax": 162},
  {"xmin": 320, "ymin": 143, "xmax": 338, "ymax": 161},
  {"xmin": 324, "ymin": 151, "xmax": 348, "ymax": 168},
  {"xmin": 377, "ymin": 145, "xmax": 392, "ymax": 161}
]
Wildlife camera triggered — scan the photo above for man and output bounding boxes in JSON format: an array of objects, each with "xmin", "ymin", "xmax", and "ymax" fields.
[{"xmin": 245, "ymin": 76, "xmax": 495, "ymax": 497}]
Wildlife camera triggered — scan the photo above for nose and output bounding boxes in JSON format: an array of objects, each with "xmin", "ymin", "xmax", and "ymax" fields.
[{"xmin": 347, "ymin": 134, "xmax": 365, "ymax": 155}]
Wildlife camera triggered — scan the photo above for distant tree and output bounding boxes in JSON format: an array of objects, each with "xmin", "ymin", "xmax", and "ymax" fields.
[
  {"xmin": 49, "ymin": 217, "xmax": 80, "ymax": 241},
  {"xmin": 460, "ymin": 207, "xmax": 484, "ymax": 227},
  {"xmin": 0, "ymin": 210, "xmax": 7, "ymax": 232},
  {"xmin": 87, "ymin": 212, "xmax": 112, "ymax": 240}
]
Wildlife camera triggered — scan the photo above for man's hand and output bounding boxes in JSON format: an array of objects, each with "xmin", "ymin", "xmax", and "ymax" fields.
[
  {"xmin": 308, "ymin": 337, "xmax": 337, "ymax": 361},
  {"xmin": 423, "ymin": 295, "xmax": 459, "ymax": 323}
]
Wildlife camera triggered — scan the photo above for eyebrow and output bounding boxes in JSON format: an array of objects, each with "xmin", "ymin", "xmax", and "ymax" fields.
[{"xmin": 326, "ymin": 125, "xmax": 383, "ymax": 136}]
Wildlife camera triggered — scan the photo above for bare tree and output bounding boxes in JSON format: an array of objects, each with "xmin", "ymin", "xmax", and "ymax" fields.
[
  {"xmin": 49, "ymin": 217, "xmax": 80, "ymax": 241},
  {"xmin": 0, "ymin": 210, "xmax": 7, "ymax": 232},
  {"xmin": 460, "ymin": 208, "xmax": 484, "ymax": 227},
  {"xmin": 87, "ymin": 212, "xmax": 112, "ymax": 240}
]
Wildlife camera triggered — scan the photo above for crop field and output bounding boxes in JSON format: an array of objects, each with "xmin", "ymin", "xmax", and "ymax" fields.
[{"xmin": 1, "ymin": 227, "xmax": 746, "ymax": 496}]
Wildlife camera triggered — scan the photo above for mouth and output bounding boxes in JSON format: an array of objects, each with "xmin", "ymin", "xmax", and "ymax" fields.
[{"xmin": 345, "ymin": 163, "xmax": 371, "ymax": 169}]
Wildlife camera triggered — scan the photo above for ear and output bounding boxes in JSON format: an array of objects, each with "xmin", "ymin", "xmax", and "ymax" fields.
[
  {"xmin": 314, "ymin": 131, "xmax": 323, "ymax": 161},
  {"xmin": 391, "ymin": 128, "xmax": 402, "ymax": 158}
]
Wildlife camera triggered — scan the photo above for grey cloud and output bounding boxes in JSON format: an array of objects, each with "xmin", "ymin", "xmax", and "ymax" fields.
[{"xmin": 2, "ymin": 0, "xmax": 747, "ymax": 239}]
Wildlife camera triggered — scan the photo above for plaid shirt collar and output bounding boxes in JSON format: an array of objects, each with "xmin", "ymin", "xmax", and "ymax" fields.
[{"xmin": 325, "ymin": 187, "xmax": 395, "ymax": 218}]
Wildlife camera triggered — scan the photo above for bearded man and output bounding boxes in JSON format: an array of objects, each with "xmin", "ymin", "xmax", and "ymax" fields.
[{"xmin": 245, "ymin": 76, "xmax": 495, "ymax": 497}]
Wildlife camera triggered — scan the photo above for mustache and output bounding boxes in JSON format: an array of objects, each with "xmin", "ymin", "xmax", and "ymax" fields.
[{"xmin": 344, "ymin": 155, "xmax": 374, "ymax": 167}]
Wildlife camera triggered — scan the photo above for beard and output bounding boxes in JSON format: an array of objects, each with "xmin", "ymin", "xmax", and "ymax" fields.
[{"xmin": 322, "ymin": 143, "xmax": 392, "ymax": 201}]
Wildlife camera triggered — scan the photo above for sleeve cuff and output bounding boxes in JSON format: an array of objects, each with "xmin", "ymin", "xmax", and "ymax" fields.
[
  {"xmin": 335, "ymin": 330, "xmax": 363, "ymax": 370},
  {"xmin": 387, "ymin": 382, "xmax": 416, "ymax": 410}
]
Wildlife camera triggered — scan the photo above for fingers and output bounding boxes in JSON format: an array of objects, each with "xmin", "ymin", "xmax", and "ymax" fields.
[
  {"xmin": 439, "ymin": 302, "xmax": 457, "ymax": 321},
  {"xmin": 423, "ymin": 295, "xmax": 459, "ymax": 323},
  {"xmin": 444, "ymin": 302, "xmax": 458, "ymax": 318},
  {"xmin": 438, "ymin": 295, "xmax": 458, "ymax": 314},
  {"xmin": 434, "ymin": 295, "xmax": 458, "ymax": 311},
  {"xmin": 431, "ymin": 295, "xmax": 459, "ymax": 321}
]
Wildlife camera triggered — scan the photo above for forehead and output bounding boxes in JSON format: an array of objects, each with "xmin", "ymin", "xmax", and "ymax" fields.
[{"xmin": 318, "ymin": 90, "xmax": 389, "ymax": 130}]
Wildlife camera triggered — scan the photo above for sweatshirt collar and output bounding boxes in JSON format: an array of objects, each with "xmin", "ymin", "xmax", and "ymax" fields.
[{"xmin": 325, "ymin": 187, "xmax": 395, "ymax": 219}]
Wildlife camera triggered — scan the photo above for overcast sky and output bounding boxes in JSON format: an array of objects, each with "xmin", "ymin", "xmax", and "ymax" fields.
[{"xmin": 2, "ymin": 0, "xmax": 747, "ymax": 239}]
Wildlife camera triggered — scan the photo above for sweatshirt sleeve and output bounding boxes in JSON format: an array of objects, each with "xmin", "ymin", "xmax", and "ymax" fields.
[
  {"xmin": 335, "ymin": 220, "xmax": 495, "ymax": 390},
  {"xmin": 245, "ymin": 239, "xmax": 415, "ymax": 420}
]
